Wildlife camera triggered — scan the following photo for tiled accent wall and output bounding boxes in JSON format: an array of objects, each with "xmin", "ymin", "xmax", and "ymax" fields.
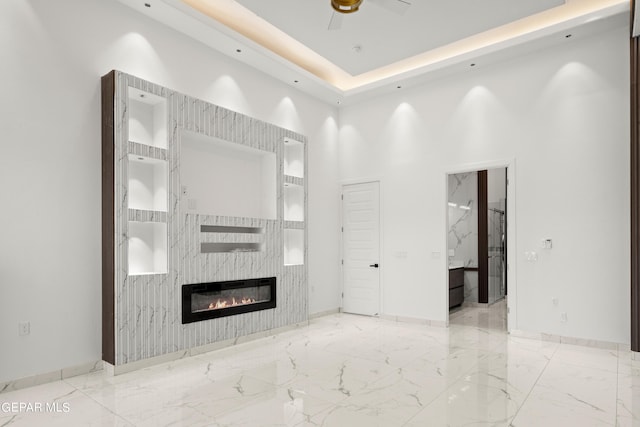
[{"xmin": 111, "ymin": 71, "xmax": 307, "ymax": 365}]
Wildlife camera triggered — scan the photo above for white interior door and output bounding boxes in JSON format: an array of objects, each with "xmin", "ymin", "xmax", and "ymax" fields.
[{"xmin": 342, "ymin": 182, "xmax": 380, "ymax": 316}]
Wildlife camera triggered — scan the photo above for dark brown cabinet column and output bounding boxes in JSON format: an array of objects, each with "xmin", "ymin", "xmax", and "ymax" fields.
[
  {"xmin": 478, "ymin": 170, "xmax": 488, "ymax": 304},
  {"xmin": 101, "ymin": 71, "xmax": 115, "ymax": 365},
  {"xmin": 632, "ymin": 0, "xmax": 640, "ymax": 352}
]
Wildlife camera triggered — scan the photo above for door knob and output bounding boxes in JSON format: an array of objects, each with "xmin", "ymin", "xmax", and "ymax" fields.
[{"xmin": 369, "ymin": 263, "xmax": 379, "ymax": 268}]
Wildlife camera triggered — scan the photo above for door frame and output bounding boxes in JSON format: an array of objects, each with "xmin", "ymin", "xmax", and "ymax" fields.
[
  {"xmin": 340, "ymin": 178, "xmax": 383, "ymax": 316},
  {"xmin": 445, "ymin": 159, "xmax": 516, "ymax": 331}
]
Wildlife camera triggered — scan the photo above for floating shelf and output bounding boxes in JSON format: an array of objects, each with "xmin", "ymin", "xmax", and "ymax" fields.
[
  {"xmin": 201, "ymin": 225, "xmax": 264, "ymax": 234},
  {"xmin": 284, "ymin": 137, "xmax": 304, "ymax": 178},
  {"xmin": 201, "ymin": 242, "xmax": 263, "ymax": 253},
  {"xmin": 128, "ymin": 221, "xmax": 167, "ymax": 275},
  {"xmin": 128, "ymin": 87, "xmax": 167, "ymax": 148},
  {"xmin": 128, "ymin": 154, "xmax": 167, "ymax": 212},
  {"xmin": 284, "ymin": 228, "xmax": 304, "ymax": 266}
]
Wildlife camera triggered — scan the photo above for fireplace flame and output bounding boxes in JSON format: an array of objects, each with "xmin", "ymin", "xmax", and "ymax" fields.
[{"xmin": 208, "ymin": 296, "xmax": 256, "ymax": 310}]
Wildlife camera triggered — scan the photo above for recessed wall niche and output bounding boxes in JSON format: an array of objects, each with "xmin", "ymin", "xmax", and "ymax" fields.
[
  {"xmin": 128, "ymin": 221, "xmax": 167, "ymax": 275},
  {"xmin": 128, "ymin": 87, "xmax": 167, "ymax": 148},
  {"xmin": 284, "ymin": 137, "xmax": 304, "ymax": 178},
  {"xmin": 284, "ymin": 228, "xmax": 304, "ymax": 266},
  {"xmin": 180, "ymin": 131, "xmax": 277, "ymax": 220},
  {"xmin": 128, "ymin": 155, "xmax": 167, "ymax": 212},
  {"xmin": 284, "ymin": 183, "xmax": 304, "ymax": 221}
]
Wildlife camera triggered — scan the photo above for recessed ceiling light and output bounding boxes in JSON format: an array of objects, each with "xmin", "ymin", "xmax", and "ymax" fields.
[
  {"xmin": 139, "ymin": 94, "xmax": 145, "ymax": 98},
  {"xmin": 470, "ymin": 63, "xmax": 476, "ymax": 67},
  {"xmin": 337, "ymin": 100, "xmax": 341, "ymax": 104},
  {"xmin": 396, "ymin": 85, "xmax": 402, "ymax": 89},
  {"xmin": 144, "ymin": 2, "xmax": 151, "ymax": 7},
  {"xmin": 294, "ymin": 80, "xmax": 299, "ymax": 83},
  {"xmin": 138, "ymin": 157, "xmax": 144, "ymax": 161},
  {"xmin": 182, "ymin": 0, "xmax": 622, "ymax": 92},
  {"xmin": 236, "ymin": 48, "xmax": 242, "ymax": 53},
  {"xmin": 565, "ymin": 34, "xmax": 572, "ymax": 38}
]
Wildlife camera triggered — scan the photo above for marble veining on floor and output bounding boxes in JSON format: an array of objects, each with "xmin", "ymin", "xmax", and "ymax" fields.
[{"xmin": 2, "ymin": 301, "xmax": 640, "ymax": 426}]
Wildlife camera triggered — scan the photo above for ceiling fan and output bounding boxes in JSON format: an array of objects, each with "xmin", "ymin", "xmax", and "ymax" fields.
[{"xmin": 329, "ymin": 0, "xmax": 411, "ymax": 30}]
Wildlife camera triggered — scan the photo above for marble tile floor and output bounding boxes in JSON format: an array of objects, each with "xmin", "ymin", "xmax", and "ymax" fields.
[{"xmin": 2, "ymin": 303, "xmax": 640, "ymax": 426}]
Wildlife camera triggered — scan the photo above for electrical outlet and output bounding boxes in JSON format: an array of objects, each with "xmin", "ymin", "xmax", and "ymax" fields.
[
  {"xmin": 560, "ymin": 312, "xmax": 568, "ymax": 322},
  {"xmin": 18, "ymin": 321, "xmax": 30, "ymax": 336},
  {"xmin": 552, "ymin": 297, "xmax": 559, "ymax": 306}
]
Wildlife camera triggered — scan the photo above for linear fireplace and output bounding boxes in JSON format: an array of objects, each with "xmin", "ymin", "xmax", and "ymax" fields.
[{"xmin": 182, "ymin": 277, "xmax": 276, "ymax": 324}]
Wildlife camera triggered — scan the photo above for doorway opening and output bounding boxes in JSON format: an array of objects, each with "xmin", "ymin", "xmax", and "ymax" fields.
[{"xmin": 447, "ymin": 167, "xmax": 509, "ymax": 330}]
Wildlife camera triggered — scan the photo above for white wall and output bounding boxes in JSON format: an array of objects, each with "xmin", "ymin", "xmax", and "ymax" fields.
[
  {"xmin": 339, "ymin": 26, "xmax": 630, "ymax": 343},
  {"xmin": 0, "ymin": 0, "xmax": 340, "ymax": 383}
]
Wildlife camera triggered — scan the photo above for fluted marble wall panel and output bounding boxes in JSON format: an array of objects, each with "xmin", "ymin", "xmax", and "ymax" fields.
[{"xmin": 111, "ymin": 71, "xmax": 307, "ymax": 365}]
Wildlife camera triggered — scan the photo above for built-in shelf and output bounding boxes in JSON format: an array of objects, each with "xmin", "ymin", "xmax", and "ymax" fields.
[
  {"xmin": 284, "ymin": 137, "xmax": 304, "ymax": 178},
  {"xmin": 128, "ymin": 154, "xmax": 167, "ymax": 212},
  {"xmin": 128, "ymin": 208, "xmax": 167, "ymax": 223},
  {"xmin": 128, "ymin": 141, "xmax": 167, "ymax": 161},
  {"xmin": 284, "ymin": 175, "xmax": 303, "ymax": 187},
  {"xmin": 284, "ymin": 183, "xmax": 304, "ymax": 222},
  {"xmin": 128, "ymin": 87, "xmax": 167, "ymax": 149},
  {"xmin": 284, "ymin": 228, "xmax": 304, "ymax": 266},
  {"xmin": 128, "ymin": 221, "xmax": 167, "ymax": 275},
  {"xmin": 201, "ymin": 242, "xmax": 263, "ymax": 253},
  {"xmin": 284, "ymin": 220, "xmax": 304, "ymax": 229},
  {"xmin": 126, "ymin": 88, "xmax": 168, "ymax": 275}
]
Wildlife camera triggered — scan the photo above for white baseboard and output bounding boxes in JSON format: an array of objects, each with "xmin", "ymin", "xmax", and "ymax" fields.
[
  {"xmin": 509, "ymin": 329, "xmax": 624, "ymax": 351},
  {"xmin": 379, "ymin": 313, "xmax": 447, "ymax": 328},
  {"xmin": 0, "ymin": 360, "xmax": 103, "ymax": 394},
  {"xmin": 309, "ymin": 308, "xmax": 340, "ymax": 319}
]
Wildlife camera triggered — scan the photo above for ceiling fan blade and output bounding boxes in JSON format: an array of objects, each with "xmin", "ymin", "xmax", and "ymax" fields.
[
  {"xmin": 368, "ymin": 0, "xmax": 411, "ymax": 15},
  {"xmin": 328, "ymin": 11, "xmax": 343, "ymax": 30}
]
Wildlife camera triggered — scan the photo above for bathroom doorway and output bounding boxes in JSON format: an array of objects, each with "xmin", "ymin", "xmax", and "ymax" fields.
[
  {"xmin": 446, "ymin": 166, "xmax": 509, "ymax": 328},
  {"xmin": 486, "ymin": 168, "xmax": 507, "ymax": 305}
]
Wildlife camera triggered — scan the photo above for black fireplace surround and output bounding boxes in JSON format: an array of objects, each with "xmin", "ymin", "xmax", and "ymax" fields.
[{"xmin": 182, "ymin": 277, "xmax": 276, "ymax": 324}]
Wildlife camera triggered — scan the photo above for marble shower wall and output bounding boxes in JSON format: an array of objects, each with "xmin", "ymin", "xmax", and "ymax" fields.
[
  {"xmin": 113, "ymin": 72, "xmax": 307, "ymax": 365},
  {"xmin": 487, "ymin": 167, "xmax": 507, "ymax": 304},
  {"xmin": 448, "ymin": 172, "xmax": 478, "ymax": 303}
]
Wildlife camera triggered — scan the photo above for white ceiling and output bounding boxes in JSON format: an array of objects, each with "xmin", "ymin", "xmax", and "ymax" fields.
[
  {"xmin": 117, "ymin": 0, "xmax": 629, "ymax": 105},
  {"xmin": 235, "ymin": 0, "xmax": 565, "ymax": 76}
]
